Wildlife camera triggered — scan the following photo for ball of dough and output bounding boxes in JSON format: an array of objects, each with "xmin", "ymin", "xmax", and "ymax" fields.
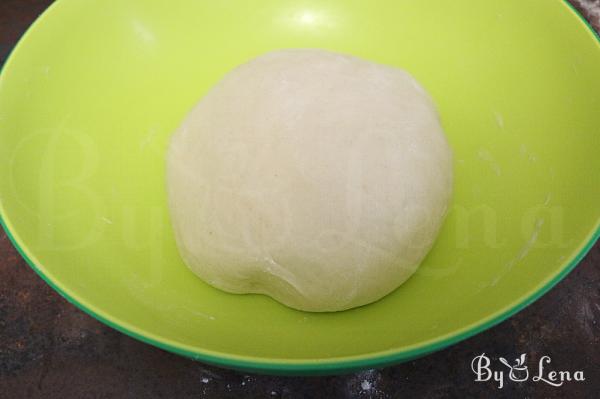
[{"xmin": 167, "ymin": 49, "xmax": 452, "ymax": 312}]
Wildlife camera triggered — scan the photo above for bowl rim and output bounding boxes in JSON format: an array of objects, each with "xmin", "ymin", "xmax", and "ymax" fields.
[{"xmin": 1, "ymin": 0, "xmax": 599, "ymax": 375}]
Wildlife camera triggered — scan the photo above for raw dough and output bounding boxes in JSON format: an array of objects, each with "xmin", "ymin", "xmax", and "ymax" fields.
[{"xmin": 167, "ymin": 49, "xmax": 453, "ymax": 312}]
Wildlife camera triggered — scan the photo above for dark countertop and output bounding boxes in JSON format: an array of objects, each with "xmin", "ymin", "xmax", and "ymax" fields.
[{"xmin": 1, "ymin": 1, "xmax": 599, "ymax": 398}]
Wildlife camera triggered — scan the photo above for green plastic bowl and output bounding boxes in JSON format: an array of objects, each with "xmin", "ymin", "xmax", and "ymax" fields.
[{"xmin": 1, "ymin": 0, "xmax": 599, "ymax": 375}]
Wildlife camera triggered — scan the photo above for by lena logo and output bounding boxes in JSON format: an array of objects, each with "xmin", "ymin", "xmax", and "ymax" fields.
[{"xmin": 471, "ymin": 353, "xmax": 585, "ymax": 389}]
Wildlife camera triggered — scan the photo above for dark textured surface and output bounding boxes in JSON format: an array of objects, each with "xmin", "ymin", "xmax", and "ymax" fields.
[{"xmin": 1, "ymin": 1, "xmax": 599, "ymax": 398}]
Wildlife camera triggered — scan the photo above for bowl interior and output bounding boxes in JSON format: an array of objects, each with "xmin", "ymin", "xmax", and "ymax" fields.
[{"xmin": 1, "ymin": 0, "xmax": 599, "ymax": 372}]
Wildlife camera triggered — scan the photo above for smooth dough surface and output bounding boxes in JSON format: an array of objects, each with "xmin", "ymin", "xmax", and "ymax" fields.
[{"xmin": 167, "ymin": 49, "xmax": 453, "ymax": 312}]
